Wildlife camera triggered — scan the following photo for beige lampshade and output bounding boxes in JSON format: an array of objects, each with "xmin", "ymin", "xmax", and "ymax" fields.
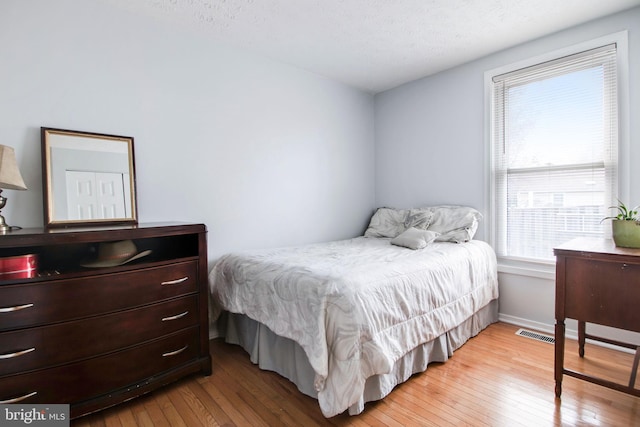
[{"xmin": 0, "ymin": 145, "xmax": 27, "ymax": 190}]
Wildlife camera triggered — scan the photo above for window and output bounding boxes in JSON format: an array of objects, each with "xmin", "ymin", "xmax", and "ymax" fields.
[{"xmin": 490, "ymin": 44, "xmax": 619, "ymax": 263}]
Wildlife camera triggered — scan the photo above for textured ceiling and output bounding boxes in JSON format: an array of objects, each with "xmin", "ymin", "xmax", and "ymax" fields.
[{"xmin": 104, "ymin": 0, "xmax": 640, "ymax": 93}]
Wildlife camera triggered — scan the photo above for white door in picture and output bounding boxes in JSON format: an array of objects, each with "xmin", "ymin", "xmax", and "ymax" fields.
[
  {"xmin": 96, "ymin": 172, "xmax": 126, "ymax": 218},
  {"xmin": 65, "ymin": 171, "xmax": 97, "ymax": 220},
  {"xmin": 65, "ymin": 171, "xmax": 126, "ymax": 220}
]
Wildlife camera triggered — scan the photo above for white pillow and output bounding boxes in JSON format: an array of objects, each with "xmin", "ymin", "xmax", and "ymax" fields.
[
  {"xmin": 364, "ymin": 207, "xmax": 434, "ymax": 238},
  {"xmin": 364, "ymin": 207, "xmax": 408, "ymax": 238},
  {"xmin": 391, "ymin": 228, "xmax": 440, "ymax": 250},
  {"xmin": 404, "ymin": 208, "xmax": 433, "ymax": 230},
  {"xmin": 435, "ymin": 228, "xmax": 474, "ymax": 243},
  {"xmin": 426, "ymin": 205, "xmax": 482, "ymax": 242}
]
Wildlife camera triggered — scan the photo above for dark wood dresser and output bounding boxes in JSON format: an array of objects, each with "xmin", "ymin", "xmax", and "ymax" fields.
[
  {"xmin": 0, "ymin": 222, "xmax": 211, "ymax": 419},
  {"xmin": 554, "ymin": 237, "xmax": 640, "ymax": 398}
]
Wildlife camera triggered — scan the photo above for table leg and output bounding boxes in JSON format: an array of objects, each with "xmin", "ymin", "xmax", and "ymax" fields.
[
  {"xmin": 578, "ymin": 320, "xmax": 586, "ymax": 358},
  {"xmin": 555, "ymin": 319, "xmax": 565, "ymax": 397},
  {"xmin": 630, "ymin": 347, "xmax": 640, "ymax": 388}
]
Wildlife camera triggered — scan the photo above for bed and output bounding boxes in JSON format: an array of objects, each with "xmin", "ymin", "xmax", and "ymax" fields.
[{"xmin": 208, "ymin": 206, "xmax": 499, "ymax": 417}]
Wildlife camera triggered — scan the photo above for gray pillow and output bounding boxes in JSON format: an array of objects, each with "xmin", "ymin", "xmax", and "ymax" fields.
[{"xmin": 391, "ymin": 228, "xmax": 440, "ymax": 250}]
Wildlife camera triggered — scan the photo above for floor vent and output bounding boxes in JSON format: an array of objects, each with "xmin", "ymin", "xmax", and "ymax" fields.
[{"xmin": 515, "ymin": 328, "xmax": 555, "ymax": 344}]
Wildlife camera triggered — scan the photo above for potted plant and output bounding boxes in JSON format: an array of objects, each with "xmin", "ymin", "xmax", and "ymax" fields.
[{"xmin": 602, "ymin": 199, "xmax": 640, "ymax": 248}]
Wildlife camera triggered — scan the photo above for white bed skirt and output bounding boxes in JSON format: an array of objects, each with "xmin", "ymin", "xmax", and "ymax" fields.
[{"xmin": 221, "ymin": 298, "xmax": 499, "ymax": 416}]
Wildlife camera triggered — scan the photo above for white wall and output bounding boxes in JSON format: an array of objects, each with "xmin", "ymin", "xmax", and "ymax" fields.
[
  {"xmin": 375, "ymin": 7, "xmax": 640, "ymax": 337},
  {"xmin": 0, "ymin": 0, "xmax": 375, "ymax": 260}
]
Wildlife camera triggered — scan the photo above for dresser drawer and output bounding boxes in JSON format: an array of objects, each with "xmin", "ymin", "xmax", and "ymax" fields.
[
  {"xmin": 0, "ymin": 327, "xmax": 200, "ymax": 405},
  {"xmin": 0, "ymin": 295, "xmax": 199, "ymax": 377},
  {"xmin": 0, "ymin": 261, "xmax": 198, "ymax": 331},
  {"xmin": 564, "ymin": 257, "xmax": 640, "ymax": 329}
]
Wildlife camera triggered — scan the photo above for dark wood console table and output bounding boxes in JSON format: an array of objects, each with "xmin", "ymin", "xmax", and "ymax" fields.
[{"xmin": 554, "ymin": 237, "xmax": 640, "ymax": 398}]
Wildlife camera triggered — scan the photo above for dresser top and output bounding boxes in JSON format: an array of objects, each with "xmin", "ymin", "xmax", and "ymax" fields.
[
  {"xmin": 554, "ymin": 237, "xmax": 640, "ymax": 259},
  {"xmin": 0, "ymin": 222, "xmax": 206, "ymax": 248}
]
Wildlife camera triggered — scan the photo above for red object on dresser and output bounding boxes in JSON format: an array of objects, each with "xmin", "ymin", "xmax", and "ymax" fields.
[{"xmin": 0, "ymin": 254, "xmax": 37, "ymax": 279}]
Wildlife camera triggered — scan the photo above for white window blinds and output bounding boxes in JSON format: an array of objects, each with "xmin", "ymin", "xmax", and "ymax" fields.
[{"xmin": 491, "ymin": 44, "xmax": 618, "ymax": 262}]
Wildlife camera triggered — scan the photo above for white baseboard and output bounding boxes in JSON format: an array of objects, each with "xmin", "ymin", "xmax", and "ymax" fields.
[
  {"xmin": 499, "ymin": 314, "xmax": 555, "ymax": 335},
  {"xmin": 498, "ymin": 313, "xmax": 635, "ymax": 354}
]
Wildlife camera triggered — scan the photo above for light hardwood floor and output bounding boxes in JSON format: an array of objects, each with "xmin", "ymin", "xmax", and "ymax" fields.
[{"xmin": 73, "ymin": 322, "xmax": 640, "ymax": 426}]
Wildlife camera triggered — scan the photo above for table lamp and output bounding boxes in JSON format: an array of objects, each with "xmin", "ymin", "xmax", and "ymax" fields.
[{"xmin": 0, "ymin": 144, "xmax": 27, "ymax": 233}]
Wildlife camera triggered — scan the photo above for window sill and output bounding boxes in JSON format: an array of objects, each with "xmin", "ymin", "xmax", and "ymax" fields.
[{"xmin": 497, "ymin": 257, "xmax": 555, "ymax": 280}]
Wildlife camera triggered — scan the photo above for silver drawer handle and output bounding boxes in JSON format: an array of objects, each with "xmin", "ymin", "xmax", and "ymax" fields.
[
  {"xmin": 162, "ymin": 311, "xmax": 189, "ymax": 322},
  {"xmin": 162, "ymin": 345, "xmax": 188, "ymax": 357},
  {"xmin": 0, "ymin": 303, "xmax": 34, "ymax": 313},
  {"xmin": 161, "ymin": 277, "xmax": 188, "ymax": 285},
  {"xmin": 0, "ymin": 347, "xmax": 36, "ymax": 360},
  {"xmin": 0, "ymin": 391, "xmax": 37, "ymax": 404}
]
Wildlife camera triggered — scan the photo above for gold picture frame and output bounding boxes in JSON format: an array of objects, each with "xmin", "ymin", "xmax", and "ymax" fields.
[{"xmin": 41, "ymin": 127, "xmax": 138, "ymax": 228}]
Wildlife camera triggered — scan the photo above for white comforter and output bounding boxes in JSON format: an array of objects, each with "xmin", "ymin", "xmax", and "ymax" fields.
[{"xmin": 209, "ymin": 237, "xmax": 498, "ymax": 417}]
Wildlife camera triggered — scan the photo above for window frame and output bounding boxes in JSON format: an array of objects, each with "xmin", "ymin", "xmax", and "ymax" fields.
[{"xmin": 484, "ymin": 31, "xmax": 630, "ymax": 278}]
